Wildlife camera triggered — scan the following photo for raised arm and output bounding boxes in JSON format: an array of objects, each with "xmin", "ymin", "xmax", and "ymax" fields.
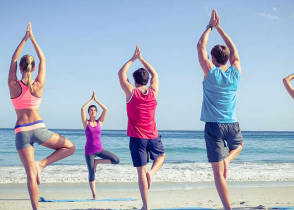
[
  {"xmin": 8, "ymin": 24, "xmax": 30, "ymax": 93},
  {"xmin": 197, "ymin": 10, "xmax": 215, "ymax": 79},
  {"xmin": 93, "ymin": 92, "xmax": 108, "ymax": 124},
  {"xmin": 118, "ymin": 48, "xmax": 136, "ymax": 100},
  {"xmin": 283, "ymin": 74, "xmax": 294, "ymax": 100},
  {"xmin": 81, "ymin": 93, "xmax": 94, "ymax": 130},
  {"xmin": 28, "ymin": 22, "xmax": 46, "ymax": 88},
  {"xmin": 136, "ymin": 45, "xmax": 159, "ymax": 96},
  {"xmin": 214, "ymin": 11, "xmax": 241, "ymax": 73}
]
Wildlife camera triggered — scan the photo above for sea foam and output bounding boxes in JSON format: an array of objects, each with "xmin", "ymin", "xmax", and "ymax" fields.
[{"xmin": 1, "ymin": 162, "xmax": 294, "ymax": 184}]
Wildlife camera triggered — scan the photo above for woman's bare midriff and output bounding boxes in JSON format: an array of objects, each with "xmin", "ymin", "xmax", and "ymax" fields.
[{"xmin": 15, "ymin": 109, "xmax": 42, "ymax": 125}]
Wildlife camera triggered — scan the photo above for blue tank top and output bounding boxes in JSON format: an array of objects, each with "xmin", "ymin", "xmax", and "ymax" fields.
[{"xmin": 201, "ymin": 66, "xmax": 240, "ymax": 123}]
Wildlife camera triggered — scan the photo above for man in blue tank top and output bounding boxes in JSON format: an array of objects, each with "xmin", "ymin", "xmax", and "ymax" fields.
[{"xmin": 197, "ymin": 9, "xmax": 244, "ymax": 210}]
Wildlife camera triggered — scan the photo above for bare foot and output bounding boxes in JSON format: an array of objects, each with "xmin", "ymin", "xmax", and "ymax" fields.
[
  {"xmin": 92, "ymin": 194, "xmax": 96, "ymax": 200},
  {"xmin": 35, "ymin": 162, "xmax": 41, "ymax": 185},
  {"xmin": 223, "ymin": 158, "xmax": 228, "ymax": 179},
  {"xmin": 146, "ymin": 171, "xmax": 152, "ymax": 190}
]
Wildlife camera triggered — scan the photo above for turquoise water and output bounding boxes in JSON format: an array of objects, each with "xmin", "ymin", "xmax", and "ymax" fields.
[{"xmin": 0, "ymin": 129, "xmax": 294, "ymax": 183}]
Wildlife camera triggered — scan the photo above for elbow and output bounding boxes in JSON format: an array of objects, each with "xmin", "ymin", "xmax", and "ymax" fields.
[
  {"xmin": 197, "ymin": 41, "xmax": 202, "ymax": 49},
  {"xmin": 118, "ymin": 71, "xmax": 122, "ymax": 78},
  {"xmin": 283, "ymin": 78, "xmax": 288, "ymax": 86}
]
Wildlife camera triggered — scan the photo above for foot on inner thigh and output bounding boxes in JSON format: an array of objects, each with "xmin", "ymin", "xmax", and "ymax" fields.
[
  {"xmin": 94, "ymin": 159, "xmax": 99, "ymax": 173},
  {"xmin": 35, "ymin": 162, "xmax": 42, "ymax": 185},
  {"xmin": 223, "ymin": 158, "xmax": 229, "ymax": 179},
  {"xmin": 146, "ymin": 171, "xmax": 153, "ymax": 190}
]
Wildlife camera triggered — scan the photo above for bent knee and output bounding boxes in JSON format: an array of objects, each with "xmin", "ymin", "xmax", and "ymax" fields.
[
  {"xmin": 70, "ymin": 144, "xmax": 76, "ymax": 154},
  {"xmin": 63, "ymin": 139, "xmax": 76, "ymax": 154}
]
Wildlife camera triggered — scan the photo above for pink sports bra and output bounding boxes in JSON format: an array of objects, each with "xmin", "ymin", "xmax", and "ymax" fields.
[{"xmin": 11, "ymin": 80, "xmax": 42, "ymax": 110}]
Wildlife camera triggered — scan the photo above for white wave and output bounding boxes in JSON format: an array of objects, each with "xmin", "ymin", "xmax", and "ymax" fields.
[{"xmin": 1, "ymin": 162, "xmax": 294, "ymax": 184}]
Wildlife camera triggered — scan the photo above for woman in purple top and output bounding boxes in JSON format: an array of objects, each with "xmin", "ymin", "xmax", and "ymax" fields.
[{"xmin": 81, "ymin": 91, "xmax": 120, "ymax": 199}]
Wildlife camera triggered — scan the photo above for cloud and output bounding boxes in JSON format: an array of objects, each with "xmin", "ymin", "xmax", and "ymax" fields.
[
  {"xmin": 258, "ymin": 12, "xmax": 280, "ymax": 20},
  {"xmin": 272, "ymin": 7, "xmax": 278, "ymax": 12}
]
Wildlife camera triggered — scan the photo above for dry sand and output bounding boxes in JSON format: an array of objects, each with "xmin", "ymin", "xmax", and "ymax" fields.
[{"xmin": 0, "ymin": 182, "xmax": 293, "ymax": 210}]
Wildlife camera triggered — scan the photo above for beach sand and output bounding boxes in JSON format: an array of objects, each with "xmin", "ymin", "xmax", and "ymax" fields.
[{"xmin": 0, "ymin": 182, "xmax": 293, "ymax": 210}]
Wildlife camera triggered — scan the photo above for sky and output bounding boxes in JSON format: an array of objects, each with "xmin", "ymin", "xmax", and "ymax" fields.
[{"xmin": 0, "ymin": 0, "xmax": 294, "ymax": 131}]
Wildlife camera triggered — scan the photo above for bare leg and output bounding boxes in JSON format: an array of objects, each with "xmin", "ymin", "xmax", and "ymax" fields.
[
  {"xmin": 137, "ymin": 166, "xmax": 149, "ymax": 210},
  {"xmin": 146, "ymin": 153, "xmax": 165, "ymax": 189},
  {"xmin": 94, "ymin": 159, "xmax": 111, "ymax": 173},
  {"xmin": 89, "ymin": 181, "xmax": 96, "ymax": 199},
  {"xmin": 224, "ymin": 142, "xmax": 244, "ymax": 179},
  {"xmin": 38, "ymin": 133, "xmax": 76, "ymax": 171},
  {"xmin": 211, "ymin": 161, "xmax": 232, "ymax": 210},
  {"xmin": 18, "ymin": 146, "xmax": 39, "ymax": 210}
]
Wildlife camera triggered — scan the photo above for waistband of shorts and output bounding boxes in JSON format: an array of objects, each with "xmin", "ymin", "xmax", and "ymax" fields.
[
  {"xmin": 130, "ymin": 135, "xmax": 161, "ymax": 141},
  {"xmin": 14, "ymin": 120, "xmax": 46, "ymax": 134},
  {"xmin": 206, "ymin": 122, "xmax": 239, "ymax": 125}
]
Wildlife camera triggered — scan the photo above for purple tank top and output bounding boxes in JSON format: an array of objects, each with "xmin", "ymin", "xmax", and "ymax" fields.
[{"xmin": 85, "ymin": 121, "xmax": 103, "ymax": 155}]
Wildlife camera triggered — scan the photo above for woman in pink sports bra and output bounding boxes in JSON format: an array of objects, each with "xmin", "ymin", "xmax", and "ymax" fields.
[
  {"xmin": 81, "ymin": 91, "xmax": 120, "ymax": 199},
  {"xmin": 8, "ymin": 22, "xmax": 75, "ymax": 210}
]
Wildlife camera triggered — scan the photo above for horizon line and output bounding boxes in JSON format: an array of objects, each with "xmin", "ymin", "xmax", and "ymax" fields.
[{"xmin": 0, "ymin": 128, "xmax": 294, "ymax": 132}]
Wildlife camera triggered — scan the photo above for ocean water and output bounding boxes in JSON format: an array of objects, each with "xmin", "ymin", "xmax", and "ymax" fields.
[{"xmin": 0, "ymin": 128, "xmax": 294, "ymax": 184}]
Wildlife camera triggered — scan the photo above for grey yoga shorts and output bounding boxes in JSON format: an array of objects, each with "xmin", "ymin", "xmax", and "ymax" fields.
[
  {"xmin": 15, "ymin": 127, "xmax": 54, "ymax": 150},
  {"xmin": 204, "ymin": 122, "xmax": 244, "ymax": 162}
]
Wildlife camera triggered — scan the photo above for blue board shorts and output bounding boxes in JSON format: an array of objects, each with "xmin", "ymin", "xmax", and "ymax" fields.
[
  {"xmin": 204, "ymin": 122, "xmax": 244, "ymax": 162},
  {"xmin": 129, "ymin": 135, "xmax": 165, "ymax": 167}
]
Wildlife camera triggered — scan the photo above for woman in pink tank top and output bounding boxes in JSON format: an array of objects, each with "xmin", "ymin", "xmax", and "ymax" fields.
[
  {"xmin": 8, "ymin": 22, "xmax": 75, "ymax": 210},
  {"xmin": 81, "ymin": 91, "xmax": 120, "ymax": 199}
]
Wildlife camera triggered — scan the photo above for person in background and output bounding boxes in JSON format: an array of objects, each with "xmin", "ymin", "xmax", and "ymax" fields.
[{"xmin": 81, "ymin": 91, "xmax": 120, "ymax": 199}]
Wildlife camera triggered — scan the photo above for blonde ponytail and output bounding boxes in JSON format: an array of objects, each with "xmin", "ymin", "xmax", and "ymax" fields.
[
  {"xmin": 27, "ymin": 71, "xmax": 34, "ymax": 94},
  {"xmin": 20, "ymin": 55, "xmax": 35, "ymax": 94}
]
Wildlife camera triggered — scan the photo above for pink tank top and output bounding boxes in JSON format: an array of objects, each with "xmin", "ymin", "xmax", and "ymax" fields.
[
  {"xmin": 11, "ymin": 80, "xmax": 42, "ymax": 110},
  {"xmin": 127, "ymin": 88, "xmax": 158, "ymax": 139},
  {"xmin": 85, "ymin": 121, "xmax": 103, "ymax": 155}
]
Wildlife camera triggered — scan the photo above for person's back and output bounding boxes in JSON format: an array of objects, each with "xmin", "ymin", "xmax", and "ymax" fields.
[
  {"xmin": 127, "ymin": 88, "xmax": 158, "ymax": 139},
  {"xmin": 201, "ymin": 65, "xmax": 240, "ymax": 123}
]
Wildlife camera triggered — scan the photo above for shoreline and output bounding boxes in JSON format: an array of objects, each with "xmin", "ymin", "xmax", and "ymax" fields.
[
  {"xmin": 2, "ymin": 181, "xmax": 294, "ymax": 191},
  {"xmin": 0, "ymin": 181, "xmax": 294, "ymax": 210}
]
